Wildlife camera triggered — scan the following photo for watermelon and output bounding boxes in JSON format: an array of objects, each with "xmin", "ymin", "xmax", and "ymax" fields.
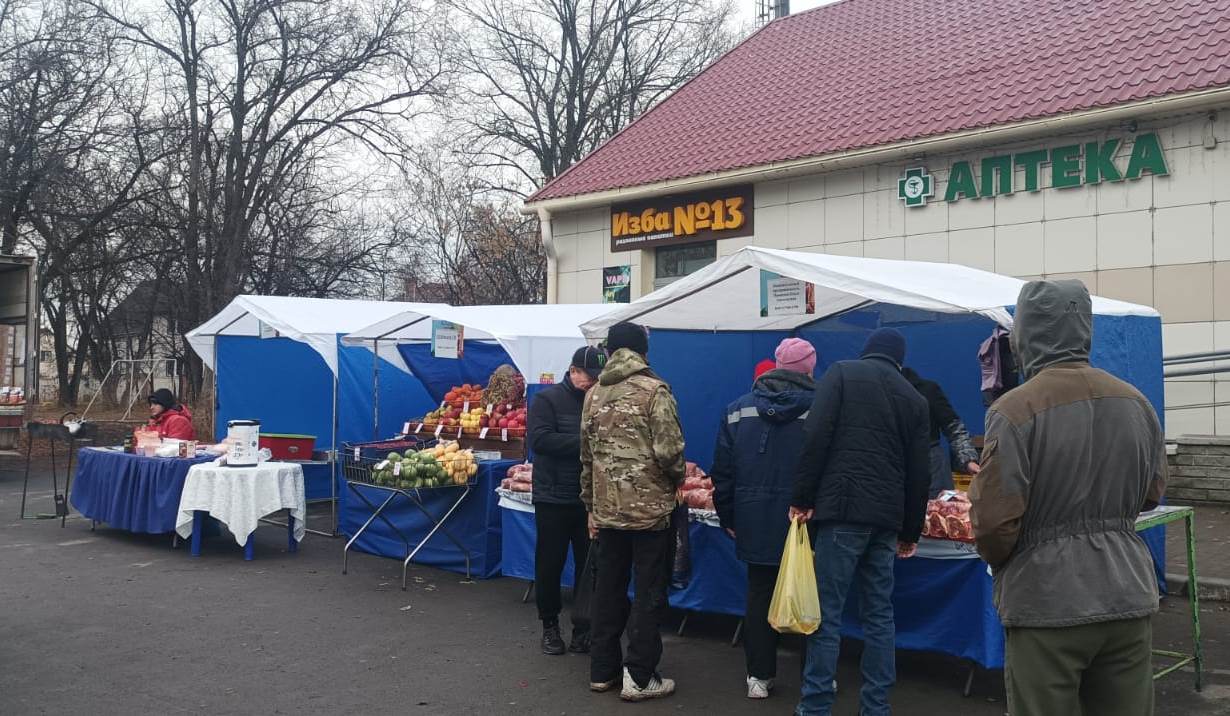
[{"xmin": 387, "ymin": 452, "xmax": 402, "ymax": 462}]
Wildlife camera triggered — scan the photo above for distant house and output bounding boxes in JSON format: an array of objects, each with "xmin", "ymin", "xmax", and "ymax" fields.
[
  {"xmin": 103, "ymin": 281, "xmax": 185, "ymax": 396},
  {"xmin": 37, "ymin": 281, "xmax": 184, "ymax": 406}
]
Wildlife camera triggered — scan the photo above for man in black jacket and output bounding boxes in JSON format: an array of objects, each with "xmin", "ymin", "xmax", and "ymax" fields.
[
  {"xmin": 528, "ymin": 346, "xmax": 605, "ymax": 656},
  {"xmin": 901, "ymin": 367, "xmax": 981, "ymax": 497},
  {"xmin": 789, "ymin": 328, "xmax": 930, "ymax": 716}
]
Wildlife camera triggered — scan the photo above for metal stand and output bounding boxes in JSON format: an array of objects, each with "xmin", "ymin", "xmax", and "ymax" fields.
[
  {"xmin": 1135, "ymin": 505, "xmax": 1203, "ymax": 691},
  {"xmin": 962, "ymin": 663, "xmax": 976, "ymax": 697},
  {"xmin": 19, "ymin": 421, "xmax": 97, "ymax": 524},
  {"xmin": 342, "ymin": 481, "xmax": 474, "ymax": 586},
  {"xmin": 521, "ymin": 581, "xmax": 535, "ymax": 603}
]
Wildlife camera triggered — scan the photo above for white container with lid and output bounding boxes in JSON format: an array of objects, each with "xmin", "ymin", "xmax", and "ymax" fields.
[{"xmin": 226, "ymin": 419, "xmax": 261, "ymax": 467}]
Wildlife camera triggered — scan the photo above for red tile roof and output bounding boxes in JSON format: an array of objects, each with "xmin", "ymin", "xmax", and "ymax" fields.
[{"xmin": 528, "ymin": 0, "xmax": 1230, "ymax": 203}]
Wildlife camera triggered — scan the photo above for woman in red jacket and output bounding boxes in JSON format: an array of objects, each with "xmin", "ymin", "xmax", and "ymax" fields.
[{"xmin": 144, "ymin": 388, "xmax": 195, "ymax": 440}]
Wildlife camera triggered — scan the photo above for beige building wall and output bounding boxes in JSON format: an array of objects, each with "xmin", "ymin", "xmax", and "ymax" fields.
[{"xmin": 548, "ymin": 109, "xmax": 1230, "ymax": 436}]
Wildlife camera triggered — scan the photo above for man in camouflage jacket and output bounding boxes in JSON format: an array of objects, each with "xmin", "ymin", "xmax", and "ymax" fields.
[{"xmin": 580, "ymin": 321, "xmax": 686, "ymax": 702}]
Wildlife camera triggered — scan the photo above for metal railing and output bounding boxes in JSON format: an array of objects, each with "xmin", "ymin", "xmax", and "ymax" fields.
[{"xmin": 1163, "ymin": 350, "xmax": 1230, "ymax": 412}]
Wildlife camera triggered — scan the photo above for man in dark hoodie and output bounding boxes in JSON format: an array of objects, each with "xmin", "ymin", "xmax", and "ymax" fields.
[
  {"xmin": 528, "ymin": 346, "xmax": 606, "ymax": 656},
  {"xmin": 711, "ymin": 337, "xmax": 818, "ymax": 700},
  {"xmin": 789, "ymin": 328, "xmax": 930, "ymax": 716},
  {"xmin": 971, "ymin": 280, "xmax": 1166, "ymax": 716}
]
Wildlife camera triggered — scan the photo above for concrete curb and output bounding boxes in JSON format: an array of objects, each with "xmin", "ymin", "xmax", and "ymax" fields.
[{"xmin": 1166, "ymin": 572, "xmax": 1230, "ymax": 603}]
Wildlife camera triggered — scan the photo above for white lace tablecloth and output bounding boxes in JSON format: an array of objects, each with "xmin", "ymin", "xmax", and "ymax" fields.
[{"xmin": 175, "ymin": 461, "xmax": 306, "ymax": 546}]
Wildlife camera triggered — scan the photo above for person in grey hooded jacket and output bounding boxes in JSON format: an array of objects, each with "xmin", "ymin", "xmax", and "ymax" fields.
[{"xmin": 970, "ymin": 279, "xmax": 1166, "ymax": 716}]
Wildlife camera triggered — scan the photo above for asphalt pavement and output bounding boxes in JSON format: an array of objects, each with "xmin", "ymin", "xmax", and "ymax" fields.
[{"xmin": 2, "ymin": 460, "xmax": 1227, "ymax": 715}]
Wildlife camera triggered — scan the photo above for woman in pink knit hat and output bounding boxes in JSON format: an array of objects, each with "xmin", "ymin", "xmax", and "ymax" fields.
[{"xmin": 711, "ymin": 336, "xmax": 818, "ymax": 699}]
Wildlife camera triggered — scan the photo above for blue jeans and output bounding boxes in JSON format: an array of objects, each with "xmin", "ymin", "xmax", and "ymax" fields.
[{"xmin": 796, "ymin": 523, "xmax": 897, "ymax": 716}]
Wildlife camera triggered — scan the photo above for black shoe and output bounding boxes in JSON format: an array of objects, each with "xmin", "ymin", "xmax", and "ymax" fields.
[
  {"xmin": 542, "ymin": 624, "xmax": 566, "ymax": 655},
  {"xmin": 569, "ymin": 630, "xmax": 590, "ymax": 654}
]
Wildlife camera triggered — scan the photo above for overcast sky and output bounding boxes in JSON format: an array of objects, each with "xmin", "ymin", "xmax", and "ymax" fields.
[{"xmin": 735, "ymin": 0, "xmax": 841, "ymax": 27}]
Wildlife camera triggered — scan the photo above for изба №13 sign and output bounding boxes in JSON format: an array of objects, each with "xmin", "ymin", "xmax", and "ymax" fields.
[
  {"xmin": 610, "ymin": 185, "xmax": 754, "ymax": 251},
  {"xmin": 897, "ymin": 132, "xmax": 1168, "ymax": 207}
]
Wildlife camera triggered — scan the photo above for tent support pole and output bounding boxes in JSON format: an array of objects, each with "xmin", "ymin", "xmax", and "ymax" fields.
[
  {"xmin": 372, "ymin": 338, "xmax": 380, "ymax": 440},
  {"xmin": 331, "ymin": 371, "xmax": 339, "ymax": 536}
]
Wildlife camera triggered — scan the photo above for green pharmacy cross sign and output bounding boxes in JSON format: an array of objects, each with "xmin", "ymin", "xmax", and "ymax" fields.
[
  {"xmin": 897, "ymin": 132, "xmax": 1169, "ymax": 208},
  {"xmin": 898, "ymin": 167, "xmax": 935, "ymax": 207}
]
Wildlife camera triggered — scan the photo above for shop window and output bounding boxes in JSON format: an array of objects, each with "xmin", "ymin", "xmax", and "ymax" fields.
[{"xmin": 654, "ymin": 242, "xmax": 716, "ymax": 289}]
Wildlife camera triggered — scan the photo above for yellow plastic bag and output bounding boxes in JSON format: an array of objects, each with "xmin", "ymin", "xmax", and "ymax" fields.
[{"xmin": 768, "ymin": 520, "xmax": 821, "ymax": 635}]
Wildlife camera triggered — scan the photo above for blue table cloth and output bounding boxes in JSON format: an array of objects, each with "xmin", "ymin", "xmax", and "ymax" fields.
[
  {"xmin": 71, "ymin": 448, "xmax": 214, "ymax": 534},
  {"xmin": 498, "ymin": 502, "xmax": 1167, "ymax": 669},
  {"xmin": 340, "ymin": 460, "xmax": 518, "ymax": 579}
]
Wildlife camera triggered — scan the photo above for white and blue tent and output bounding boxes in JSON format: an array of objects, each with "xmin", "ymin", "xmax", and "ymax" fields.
[
  {"xmin": 185, "ymin": 296, "xmax": 446, "ymax": 530},
  {"xmin": 342, "ymin": 303, "xmax": 623, "ymax": 403}
]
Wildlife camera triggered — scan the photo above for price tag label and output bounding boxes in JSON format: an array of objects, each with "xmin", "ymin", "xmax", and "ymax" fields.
[
  {"xmin": 486, "ymin": 404, "xmax": 494, "ymax": 415},
  {"xmin": 415, "ymin": 423, "xmax": 423, "ymax": 434},
  {"xmin": 434, "ymin": 424, "xmax": 444, "ymax": 438},
  {"xmin": 376, "ymin": 460, "xmax": 389, "ymax": 470},
  {"xmin": 440, "ymin": 400, "xmax": 447, "ymax": 410},
  {"xmin": 353, "ymin": 446, "xmax": 360, "ymax": 460},
  {"xmin": 393, "ymin": 461, "xmax": 402, "ymax": 476},
  {"xmin": 479, "ymin": 427, "xmax": 490, "ymax": 439},
  {"xmin": 463, "ymin": 401, "xmax": 470, "ymax": 413},
  {"xmin": 501, "ymin": 428, "xmax": 509, "ymax": 442},
  {"xmin": 402, "ymin": 422, "xmax": 411, "ymax": 435},
  {"xmin": 456, "ymin": 427, "xmax": 463, "ymax": 439}
]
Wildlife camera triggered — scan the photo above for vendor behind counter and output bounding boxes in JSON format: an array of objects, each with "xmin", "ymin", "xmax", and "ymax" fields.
[{"xmin": 142, "ymin": 388, "xmax": 196, "ymax": 441}]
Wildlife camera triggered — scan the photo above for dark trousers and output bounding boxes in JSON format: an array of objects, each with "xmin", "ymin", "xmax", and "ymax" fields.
[
  {"xmin": 590, "ymin": 527, "xmax": 673, "ymax": 687},
  {"xmin": 534, "ymin": 502, "xmax": 591, "ymax": 631},
  {"xmin": 745, "ymin": 563, "xmax": 782, "ymax": 680},
  {"xmin": 1005, "ymin": 616, "xmax": 1154, "ymax": 716}
]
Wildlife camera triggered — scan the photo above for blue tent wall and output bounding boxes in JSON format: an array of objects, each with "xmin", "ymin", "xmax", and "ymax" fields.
[
  {"xmin": 646, "ymin": 305, "xmax": 1165, "ymax": 589},
  {"xmin": 397, "ymin": 341, "xmax": 514, "ymax": 404},
  {"xmin": 215, "ymin": 335, "xmax": 335, "ymax": 443},
  {"xmin": 649, "ymin": 307, "xmax": 1163, "ymax": 471},
  {"xmin": 216, "ymin": 335, "xmax": 436, "ymax": 447},
  {"xmin": 338, "ymin": 340, "xmax": 435, "ymax": 442}
]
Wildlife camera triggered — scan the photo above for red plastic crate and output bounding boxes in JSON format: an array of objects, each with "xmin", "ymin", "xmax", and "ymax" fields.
[{"xmin": 259, "ymin": 433, "xmax": 316, "ymax": 460}]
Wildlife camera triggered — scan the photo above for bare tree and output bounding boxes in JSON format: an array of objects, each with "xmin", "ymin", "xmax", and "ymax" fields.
[
  {"xmin": 93, "ymin": 0, "xmax": 453, "ymax": 397},
  {"xmin": 398, "ymin": 147, "xmax": 545, "ymax": 305},
  {"xmin": 454, "ymin": 0, "xmax": 737, "ymax": 188}
]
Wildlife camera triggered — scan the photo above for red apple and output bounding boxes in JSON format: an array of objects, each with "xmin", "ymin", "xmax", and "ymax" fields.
[{"xmin": 498, "ymin": 418, "xmax": 509, "ymax": 429}]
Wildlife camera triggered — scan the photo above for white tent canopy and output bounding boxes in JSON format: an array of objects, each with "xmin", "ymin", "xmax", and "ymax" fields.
[
  {"xmin": 580, "ymin": 247, "xmax": 1157, "ymax": 337},
  {"xmin": 344, "ymin": 303, "xmax": 622, "ymax": 383},
  {"xmin": 186, "ymin": 295, "xmax": 446, "ymax": 375}
]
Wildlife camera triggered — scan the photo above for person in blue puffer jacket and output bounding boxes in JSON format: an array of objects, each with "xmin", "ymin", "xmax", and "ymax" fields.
[{"xmin": 710, "ymin": 337, "xmax": 818, "ymax": 701}]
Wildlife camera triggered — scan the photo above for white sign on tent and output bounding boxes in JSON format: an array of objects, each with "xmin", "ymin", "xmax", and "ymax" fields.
[{"xmin": 431, "ymin": 320, "xmax": 463, "ymax": 359}]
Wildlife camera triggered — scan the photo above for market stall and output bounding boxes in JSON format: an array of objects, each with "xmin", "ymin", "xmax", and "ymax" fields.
[
  {"xmin": 499, "ymin": 246, "xmax": 1164, "ymax": 668},
  {"xmin": 337, "ymin": 303, "xmax": 619, "ymax": 577},
  {"xmin": 185, "ymin": 296, "xmax": 443, "ymax": 533}
]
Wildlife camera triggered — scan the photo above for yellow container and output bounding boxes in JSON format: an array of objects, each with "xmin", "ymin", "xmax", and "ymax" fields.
[{"xmin": 953, "ymin": 473, "xmax": 973, "ymax": 492}]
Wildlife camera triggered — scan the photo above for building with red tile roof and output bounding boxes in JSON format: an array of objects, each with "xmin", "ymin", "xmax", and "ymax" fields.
[{"xmin": 526, "ymin": 0, "xmax": 1230, "ymax": 438}]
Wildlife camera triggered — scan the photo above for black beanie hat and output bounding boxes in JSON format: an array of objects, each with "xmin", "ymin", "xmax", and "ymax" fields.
[
  {"xmin": 149, "ymin": 388, "xmax": 177, "ymax": 410},
  {"xmin": 605, "ymin": 321, "xmax": 649, "ymax": 357},
  {"xmin": 860, "ymin": 328, "xmax": 907, "ymax": 368}
]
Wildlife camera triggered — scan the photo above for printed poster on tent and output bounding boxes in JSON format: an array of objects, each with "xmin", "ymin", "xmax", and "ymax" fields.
[
  {"xmin": 431, "ymin": 320, "xmax": 464, "ymax": 359},
  {"xmin": 760, "ymin": 271, "xmax": 816, "ymax": 317}
]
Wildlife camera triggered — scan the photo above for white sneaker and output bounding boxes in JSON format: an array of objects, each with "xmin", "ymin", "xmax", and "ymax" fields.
[
  {"xmin": 590, "ymin": 678, "xmax": 619, "ymax": 693},
  {"xmin": 620, "ymin": 667, "xmax": 676, "ymax": 701},
  {"xmin": 746, "ymin": 676, "xmax": 774, "ymax": 699}
]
